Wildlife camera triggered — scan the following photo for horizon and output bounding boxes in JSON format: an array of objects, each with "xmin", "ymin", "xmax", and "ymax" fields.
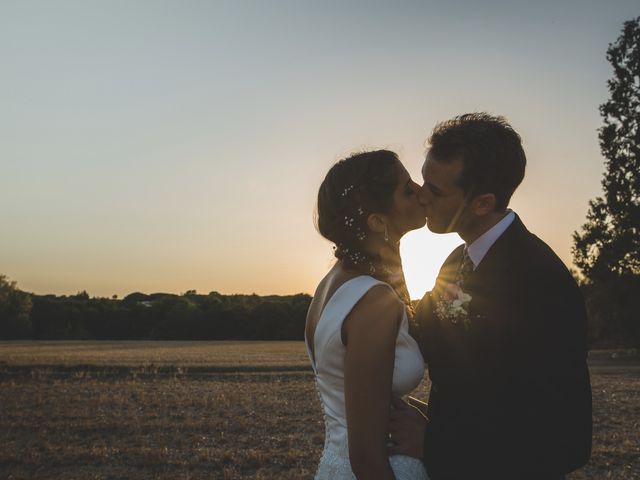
[{"xmin": 2, "ymin": 1, "xmax": 638, "ymax": 300}]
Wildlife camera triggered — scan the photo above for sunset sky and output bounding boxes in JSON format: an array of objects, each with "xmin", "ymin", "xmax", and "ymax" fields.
[{"xmin": 1, "ymin": 1, "xmax": 638, "ymax": 299}]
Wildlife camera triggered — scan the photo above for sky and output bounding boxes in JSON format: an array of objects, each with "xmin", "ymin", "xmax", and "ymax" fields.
[{"xmin": 1, "ymin": 1, "xmax": 638, "ymax": 299}]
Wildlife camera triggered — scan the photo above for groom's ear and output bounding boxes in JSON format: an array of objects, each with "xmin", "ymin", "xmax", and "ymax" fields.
[
  {"xmin": 366, "ymin": 213, "xmax": 386, "ymax": 234},
  {"xmin": 471, "ymin": 193, "xmax": 497, "ymax": 216}
]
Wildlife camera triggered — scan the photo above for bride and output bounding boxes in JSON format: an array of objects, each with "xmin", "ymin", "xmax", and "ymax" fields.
[{"xmin": 305, "ymin": 150, "xmax": 429, "ymax": 479}]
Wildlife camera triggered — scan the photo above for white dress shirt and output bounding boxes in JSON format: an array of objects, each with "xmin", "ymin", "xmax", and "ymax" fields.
[{"xmin": 465, "ymin": 210, "xmax": 516, "ymax": 270}]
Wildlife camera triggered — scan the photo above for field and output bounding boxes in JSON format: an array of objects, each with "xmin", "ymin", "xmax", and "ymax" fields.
[{"xmin": 0, "ymin": 341, "xmax": 638, "ymax": 479}]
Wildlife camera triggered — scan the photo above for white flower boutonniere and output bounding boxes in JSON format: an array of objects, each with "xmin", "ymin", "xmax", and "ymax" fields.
[{"xmin": 435, "ymin": 283, "xmax": 473, "ymax": 330}]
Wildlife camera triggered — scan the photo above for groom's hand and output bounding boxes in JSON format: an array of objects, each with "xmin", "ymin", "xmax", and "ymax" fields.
[{"xmin": 388, "ymin": 395, "xmax": 428, "ymax": 460}]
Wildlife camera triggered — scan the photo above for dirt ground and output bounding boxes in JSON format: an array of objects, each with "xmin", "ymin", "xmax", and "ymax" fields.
[{"xmin": 0, "ymin": 341, "xmax": 638, "ymax": 479}]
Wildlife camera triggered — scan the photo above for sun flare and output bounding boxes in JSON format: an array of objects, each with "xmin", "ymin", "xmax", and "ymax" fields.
[{"xmin": 399, "ymin": 228, "xmax": 463, "ymax": 300}]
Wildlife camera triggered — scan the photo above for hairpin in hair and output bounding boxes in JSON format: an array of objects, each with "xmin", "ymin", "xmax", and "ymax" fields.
[{"xmin": 341, "ymin": 184, "xmax": 355, "ymax": 197}]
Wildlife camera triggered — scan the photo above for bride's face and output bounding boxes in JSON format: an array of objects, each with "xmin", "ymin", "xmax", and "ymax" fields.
[{"xmin": 385, "ymin": 162, "xmax": 428, "ymax": 237}]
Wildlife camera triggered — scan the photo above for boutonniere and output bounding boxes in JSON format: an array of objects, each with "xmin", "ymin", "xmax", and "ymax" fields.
[{"xmin": 435, "ymin": 283, "xmax": 472, "ymax": 330}]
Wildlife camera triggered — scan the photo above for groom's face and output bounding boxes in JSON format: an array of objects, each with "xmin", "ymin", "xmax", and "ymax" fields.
[{"xmin": 420, "ymin": 153, "xmax": 467, "ymax": 234}]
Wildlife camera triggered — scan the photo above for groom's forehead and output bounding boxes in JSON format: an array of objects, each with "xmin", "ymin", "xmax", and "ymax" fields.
[{"xmin": 422, "ymin": 154, "xmax": 463, "ymax": 183}]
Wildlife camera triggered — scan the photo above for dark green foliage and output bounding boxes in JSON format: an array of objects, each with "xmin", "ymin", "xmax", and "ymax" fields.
[
  {"xmin": 573, "ymin": 17, "xmax": 640, "ymax": 347},
  {"xmin": 0, "ymin": 274, "xmax": 311, "ymax": 340},
  {"xmin": 580, "ymin": 276, "xmax": 640, "ymax": 348},
  {"xmin": 0, "ymin": 275, "xmax": 33, "ymax": 339},
  {"xmin": 30, "ymin": 296, "xmax": 91, "ymax": 339},
  {"xmin": 573, "ymin": 17, "xmax": 640, "ymax": 279}
]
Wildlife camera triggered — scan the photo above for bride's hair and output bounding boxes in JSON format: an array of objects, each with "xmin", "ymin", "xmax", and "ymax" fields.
[{"xmin": 315, "ymin": 150, "xmax": 414, "ymax": 316}]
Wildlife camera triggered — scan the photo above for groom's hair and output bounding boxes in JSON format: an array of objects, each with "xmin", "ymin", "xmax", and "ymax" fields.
[{"xmin": 427, "ymin": 112, "xmax": 526, "ymax": 211}]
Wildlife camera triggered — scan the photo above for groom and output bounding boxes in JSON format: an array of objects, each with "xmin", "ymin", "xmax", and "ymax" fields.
[{"xmin": 389, "ymin": 113, "xmax": 592, "ymax": 479}]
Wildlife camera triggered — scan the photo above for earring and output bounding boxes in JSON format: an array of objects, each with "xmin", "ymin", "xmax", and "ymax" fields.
[{"xmin": 384, "ymin": 225, "xmax": 389, "ymax": 242}]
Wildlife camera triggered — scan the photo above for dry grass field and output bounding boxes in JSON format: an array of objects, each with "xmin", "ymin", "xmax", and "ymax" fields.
[
  {"xmin": 0, "ymin": 340, "xmax": 310, "ymax": 369},
  {"xmin": 0, "ymin": 341, "xmax": 638, "ymax": 479}
]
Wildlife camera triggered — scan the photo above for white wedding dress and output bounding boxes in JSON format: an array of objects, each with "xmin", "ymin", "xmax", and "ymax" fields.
[{"xmin": 305, "ymin": 275, "xmax": 429, "ymax": 479}]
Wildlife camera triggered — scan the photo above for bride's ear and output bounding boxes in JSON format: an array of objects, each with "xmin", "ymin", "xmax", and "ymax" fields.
[{"xmin": 366, "ymin": 213, "xmax": 387, "ymax": 234}]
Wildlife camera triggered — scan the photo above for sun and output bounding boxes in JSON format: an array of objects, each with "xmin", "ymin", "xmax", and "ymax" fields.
[{"xmin": 399, "ymin": 228, "xmax": 463, "ymax": 300}]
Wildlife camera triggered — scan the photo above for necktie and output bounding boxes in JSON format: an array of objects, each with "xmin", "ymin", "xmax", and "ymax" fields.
[{"xmin": 456, "ymin": 247, "xmax": 474, "ymax": 287}]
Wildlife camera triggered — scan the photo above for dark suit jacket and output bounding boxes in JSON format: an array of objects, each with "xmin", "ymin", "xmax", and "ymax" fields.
[{"xmin": 415, "ymin": 214, "xmax": 592, "ymax": 479}]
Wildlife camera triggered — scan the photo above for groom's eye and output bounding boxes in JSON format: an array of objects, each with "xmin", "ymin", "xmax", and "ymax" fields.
[{"xmin": 427, "ymin": 183, "xmax": 443, "ymax": 197}]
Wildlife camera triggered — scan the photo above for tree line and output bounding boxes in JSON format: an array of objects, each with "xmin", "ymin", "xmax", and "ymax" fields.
[
  {"xmin": 0, "ymin": 270, "xmax": 637, "ymax": 346},
  {"xmin": 0, "ymin": 278, "xmax": 311, "ymax": 341}
]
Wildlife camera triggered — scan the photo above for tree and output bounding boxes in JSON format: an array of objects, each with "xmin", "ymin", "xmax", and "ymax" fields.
[
  {"xmin": 573, "ymin": 17, "xmax": 640, "ymax": 280},
  {"xmin": 0, "ymin": 275, "xmax": 33, "ymax": 338},
  {"xmin": 72, "ymin": 290, "xmax": 90, "ymax": 301},
  {"xmin": 572, "ymin": 17, "xmax": 640, "ymax": 346}
]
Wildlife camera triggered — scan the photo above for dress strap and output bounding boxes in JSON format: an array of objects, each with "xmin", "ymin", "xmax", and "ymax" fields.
[{"xmin": 312, "ymin": 276, "xmax": 393, "ymax": 360}]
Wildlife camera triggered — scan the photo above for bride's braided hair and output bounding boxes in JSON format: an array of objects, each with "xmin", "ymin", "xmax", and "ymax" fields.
[{"xmin": 315, "ymin": 150, "xmax": 414, "ymax": 317}]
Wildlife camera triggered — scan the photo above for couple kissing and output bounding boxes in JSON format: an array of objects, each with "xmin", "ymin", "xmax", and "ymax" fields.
[{"xmin": 304, "ymin": 113, "xmax": 592, "ymax": 480}]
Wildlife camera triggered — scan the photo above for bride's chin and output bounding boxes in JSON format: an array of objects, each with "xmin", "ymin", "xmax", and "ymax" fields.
[{"xmin": 411, "ymin": 218, "xmax": 428, "ymax": 231}]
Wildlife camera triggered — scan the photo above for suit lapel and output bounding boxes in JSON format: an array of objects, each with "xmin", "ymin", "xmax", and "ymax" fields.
[
  {"xmin": 417, "ymin": 216, "xmax": 530, "ymax": 348},
  {"xmin": 435, "ymin": 244, "xmax": 465, "ymax": 287},
  {"xmin": 424, "ymin": 215, "xmax": 529, "ymax": 333},
  {"xmin": 464, "ymin": 214, "xmax": 526, "ymax": 294}
]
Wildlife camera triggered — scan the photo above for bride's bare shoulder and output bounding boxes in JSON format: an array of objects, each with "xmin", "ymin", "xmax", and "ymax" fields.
[
  {"xmin": 306, "ymin": 264, "xmax": 362, "ymax": 337},
  {"xmin": 309, "ymin": 264, "xmax": 349, "ymax": 307}
]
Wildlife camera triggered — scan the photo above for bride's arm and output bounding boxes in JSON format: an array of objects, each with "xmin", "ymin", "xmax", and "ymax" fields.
[{"xmin": 343, "ymin": 285, "xmax": 402, "ymax": 480}]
